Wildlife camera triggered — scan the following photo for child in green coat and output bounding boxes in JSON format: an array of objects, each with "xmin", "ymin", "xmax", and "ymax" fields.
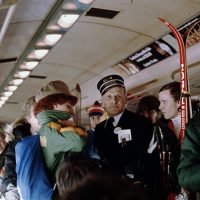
[{"xmin": 34, "ymin": 80, "xmax": 86, "ymax": 178}]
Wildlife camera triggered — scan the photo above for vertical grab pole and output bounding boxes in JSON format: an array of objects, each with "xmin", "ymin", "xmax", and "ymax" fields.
[{"xmin": 75, "ymin": 83, "xmax": 81, "ymax": 126}]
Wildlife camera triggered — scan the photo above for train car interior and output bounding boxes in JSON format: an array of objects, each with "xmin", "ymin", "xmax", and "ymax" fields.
[{"xmin": 0, "ymin": 0, "xmax": 200, "ymax": 125}]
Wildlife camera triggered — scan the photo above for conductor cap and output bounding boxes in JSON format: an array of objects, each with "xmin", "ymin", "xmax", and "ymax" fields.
[{"xmin": 97, "ymin": 74, "xmax": 125, "ymax": 96}]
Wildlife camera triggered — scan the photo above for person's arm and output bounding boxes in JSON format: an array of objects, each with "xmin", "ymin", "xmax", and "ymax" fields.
[
  {"xmin": 177, "ymin": 118, "xmax": 200, "ymax": 192},
  {"xmin": 4, "ymin": 184, "xmax": 20, "ymax": 200},
  {"xmin": 93, "ymin": 123, "xmax": 104, "ymax": 158},
  {"xmin": 1, "ymin": 141, "xmax": 20, "ymax": 200}
]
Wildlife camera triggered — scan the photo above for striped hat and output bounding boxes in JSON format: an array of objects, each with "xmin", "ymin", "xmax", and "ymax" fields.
[
  {"xmin": 97, "ymin": 74, "xmax": 125, "ymax": 96},
  {"xmin": 88, "ymin": 101, "xmax": 104, "ymax": 117}
]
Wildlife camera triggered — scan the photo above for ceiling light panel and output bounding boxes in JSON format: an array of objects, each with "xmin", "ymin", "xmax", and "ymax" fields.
[
  {"xmin": 0, "ymin": 0, "xmax": 95, "ymax": 109},
  {"xmin": 57, "ymin": 14, "xmax": 80, "ymax": 28},
  {"xmin": 78, "ymin": 0, "xmax": 94, "ymax": 4},
  {"xmin": 19, "ymin": 61, "xmax": 39, "ymax": 70},
  {"xmin": 0, "ymin": 96, "xmax": 9, "ymax": 101},
  {"xmin": 14, "ymin": 71, "xmax": 31, "ymax": 79},
  {"xmin": 5, "ymin": 85, "xmax": 18, "ymax": 91},
  {"xmin": 28, "ymin": 49, "xmax": 49, "ymax": 60},
  {"xmin": 44, "ymin": 34, "xmax": 62, "ymax": 46},
  {"xmin": 9, "ymin": 79, "xmax": 23, "ymax": 86},
  {"xmin": 3, "ymin": 91, "xmax": 13, "ymax": 97}
]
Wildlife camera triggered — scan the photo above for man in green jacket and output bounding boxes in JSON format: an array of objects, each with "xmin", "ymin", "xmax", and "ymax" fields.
[{"xmin": 177, "ymin": 112, "xmax": 200, "ymax": 200}]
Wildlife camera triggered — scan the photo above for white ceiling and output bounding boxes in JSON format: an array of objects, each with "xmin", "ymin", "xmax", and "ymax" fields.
[{"xmin": 0, "ymin": 0, "xmax": 200, "ymax": 124}]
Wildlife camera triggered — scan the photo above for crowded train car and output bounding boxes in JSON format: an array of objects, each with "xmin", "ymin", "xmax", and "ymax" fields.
[{"xmin": 0, "ymin": 0, "xmax": 200, "ymax": 200}]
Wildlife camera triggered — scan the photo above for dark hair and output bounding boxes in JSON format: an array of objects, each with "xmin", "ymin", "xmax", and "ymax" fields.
[
  {"xmin": 64, "ymin": 174, "xmax": 148, "ymax": 200},
  {"xmin": 159, "ymin": 81, "xmax": 181, "ymax": 101},
  {"xmin": 12, "ymin": 118, "xmax": 32, "ymax": 140},
  {"xmin": 159, "ymin": 81, "xmax": 180, "ymax": 101},
  {"xmin": 191, "ymin": 99, "xmax": 200, "ymax": 116},
  {"xmin": 34, "ymin": 93, "xmax": 73, "ymax": 115},
  {"xmin": 136, "ymin": 95, "xmax": 160, "ymax": 114},
  {"xmin": 56, "ymin": 152, "xmax": 101, "ymax": 199}
]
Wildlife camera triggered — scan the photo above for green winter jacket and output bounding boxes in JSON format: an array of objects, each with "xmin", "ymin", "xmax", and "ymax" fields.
[
  {"xmin": 37, "ymin": 110, "xmax": 86, "ymax": 178},
  {"xmin": 177, "ymin": 112, "xmax": 200, "ymax": 200}
]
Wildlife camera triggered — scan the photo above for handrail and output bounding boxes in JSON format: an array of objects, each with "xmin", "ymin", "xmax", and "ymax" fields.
[{"xmin": 0, "ymin": 1, "xmax": 17, "ymax": 44}]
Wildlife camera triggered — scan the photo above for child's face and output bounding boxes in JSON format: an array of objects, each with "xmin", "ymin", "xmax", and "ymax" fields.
[
  {"xmin": 54, "ymin": 101, "xmax": 74, "ymax": 115},
  {"xmin": 89, "ymin": 115, "xmax": 102, "ymax": 129}
]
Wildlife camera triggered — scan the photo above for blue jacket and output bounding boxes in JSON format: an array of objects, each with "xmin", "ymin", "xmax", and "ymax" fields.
[{"xmin": 16, "ymin": 135, "xmax": 53, "ymax": 200}]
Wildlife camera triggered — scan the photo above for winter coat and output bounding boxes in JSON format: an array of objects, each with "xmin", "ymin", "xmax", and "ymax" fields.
[
  {"xmin": 16, "ymin": 135, "xmax": 54, "ymax": 200},
  {"xmin": 37, "ymin": 110, "xmax": 86, "ymax": 177},
  {"xmin": 0, "ymin": 145, "xmax": 8, "ymax": 182},
  {"xmin": 177, "ymin": 112, "xmax": 200, "ymax": 200},
  {"xmin": 152, "ymin": 119, "xmax": 181, "ymax": 200},
  {"xmin": 1, "ymin": 140, "xmax": 19, "ymax": 195},
  {"xmin": 83, "ymin": 128, "xmax": 100, "ymax": 160},
  {"xmin": 1, "ymin": 123, "xmax": 31, "ymax": 199},
  {"xmin": 94, "ymin": 109, "xmax": 155, "ymax": 184}
]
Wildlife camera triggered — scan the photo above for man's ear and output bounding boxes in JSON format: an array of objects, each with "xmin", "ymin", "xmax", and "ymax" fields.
[
  {"xmin": 177, "ymin": 100, "xmax": 181, "ymax": 112},
  {"xmin": 151, "ymin": 110, "xmax": 157, "ymax": 115},
  {"xmin": 53, "ymin": 104, "xmax": 58, "ymax": 109},
  {"xmin": 26, "ymin": 117, "xmax": 31, "ymax": 124},
  {"xmin": 101, "ymin": 97, "xmax": 105, "ymax": 108}
]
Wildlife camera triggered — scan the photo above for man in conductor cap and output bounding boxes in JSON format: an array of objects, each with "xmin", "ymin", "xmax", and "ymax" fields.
[{"xmin": 94, "ymin": 74, "xmax": 159, "ymax": 197}]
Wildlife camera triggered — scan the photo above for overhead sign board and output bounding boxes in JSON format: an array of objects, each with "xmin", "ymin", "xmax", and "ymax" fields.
[{"xmin": 117, "ymin": 14, "xmax": 200, "ymax": 73}]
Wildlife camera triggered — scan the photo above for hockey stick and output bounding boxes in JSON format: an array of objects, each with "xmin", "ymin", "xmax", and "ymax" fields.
[{"xmin": 159, "ymin": 18, "xmax": 192, "ymax": 143}]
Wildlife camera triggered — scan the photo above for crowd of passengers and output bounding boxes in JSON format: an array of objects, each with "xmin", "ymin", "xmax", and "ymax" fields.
[{"xmin": 0, "ymin": 74, "xmax": 199, "ymax": 200}]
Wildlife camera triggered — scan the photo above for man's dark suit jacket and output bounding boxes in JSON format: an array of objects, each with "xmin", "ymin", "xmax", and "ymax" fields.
[{"xmin": 94, "ymin": 109, "xmax": 156, "ymax": 183}]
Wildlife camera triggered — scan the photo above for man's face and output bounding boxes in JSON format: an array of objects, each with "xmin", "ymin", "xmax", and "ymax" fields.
[
  {"xmin": 89, "ymin": 115, "xmax": 102, "ymax": 129},
  {"xmin": 102, "ymin": 86, "xmax": 127, "ymax": 117},
  {"xmin": 159, "ymin": 89, "xmax": 180, "ymax": 119}
]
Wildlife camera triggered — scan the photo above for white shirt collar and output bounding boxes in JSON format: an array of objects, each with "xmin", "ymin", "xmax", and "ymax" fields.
[
  {"xmin": 171, "ymin": 113, "xmax": 181, "ymax": 135},
  {"xmin": 112, "ymin": 111, "xmax": 124, "ymax": 127}
]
